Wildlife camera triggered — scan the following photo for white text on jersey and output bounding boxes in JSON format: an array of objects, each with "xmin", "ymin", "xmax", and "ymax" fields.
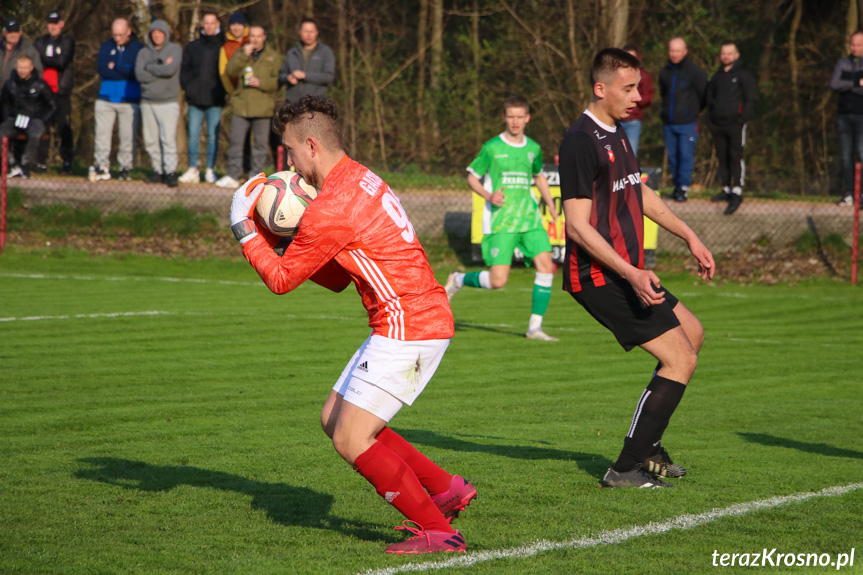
[{"xmin": 612, "ymin": 172, "xmax": 642, "ymax": 192}]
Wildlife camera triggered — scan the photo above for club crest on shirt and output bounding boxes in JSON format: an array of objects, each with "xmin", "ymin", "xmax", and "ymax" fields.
[
  {"xmin": 527, "ymin": 152, "xmax": 536, "ymax": 164},
  {"xmin": 605, "ymin": 145, "xmax": 615, "ymax": 163}
]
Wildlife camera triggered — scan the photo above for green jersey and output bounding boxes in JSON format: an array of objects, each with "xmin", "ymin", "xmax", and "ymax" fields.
[{"xmin": 468, "ymin": 134, "xmax": 544, "ymax": 234}]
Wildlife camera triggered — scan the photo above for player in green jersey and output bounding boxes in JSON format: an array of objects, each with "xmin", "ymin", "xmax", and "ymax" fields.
[{"xmin": 445, "ymin": 96, "xmax": 559, "ymax": 341}]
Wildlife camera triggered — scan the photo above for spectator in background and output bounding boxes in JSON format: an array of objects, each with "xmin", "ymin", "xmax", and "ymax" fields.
[
  {"xmin": 659, "ymin": 37, "xmax": 707, "ymax": 202},
  {"xmin": 219, "ymin": 12, "xmax": 252, "ymax": 176},
  {"xmin": 707, "ymin": 41, "xmax": 756, "ymax": 215},
  {"xmin": 136, "ymin": 19, "xmax": 182, "ymax": 187},
  {"xmin": 0, "ymin": 17, "xmax": 43, "ymax": 88},
  {"xmin": 830, "ymin": 30, "xmax": 863, "ymax": 207},
  {"xmin": 216, "ymin": 25, "xmax": 280, "ymax": 188},
  {"xmin": 33, "ymin": 11, "xmax": 75, "ymax": 174},
  {"xmin": 274, "ymin": 17, "xmax": 335, "ymax": 166},
  {"xmin": 179, "ymin": 11, "xmax": 225, "ymax": 184},
  {"xmin": 0, "ymin": 55, "xmax": 55, "ymax": 179},
  {"xmin": 91, "ymin": 18, "xmax": 142, "ymax": 182},
  {"xmin": 620, "ymin": 43, "xmax": 653, "ymax": 158}
]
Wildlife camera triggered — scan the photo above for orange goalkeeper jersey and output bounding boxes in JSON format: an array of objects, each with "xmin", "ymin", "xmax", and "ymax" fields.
[{"xmin": 243, "ymin": 155, "xmax": 454, "ymax": 341}]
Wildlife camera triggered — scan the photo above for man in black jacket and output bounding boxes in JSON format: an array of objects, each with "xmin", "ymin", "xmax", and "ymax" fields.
[
  {"xmin": 179, "ymin": 11, "xmax": 225, "ymax": 184},
  {"xmin": 0, "ymin": 55, "xmax": 56, "ymax": 178},
  {"xmin": 830, "ymin": 31, "xmax": 863, "ymax": 207},
  {"xmin": 659, "ymin": 37, "xmax": 707, "ymax": 202},
  {"xmin": 707, "ymin": 41, "xmax": 756, "ymax": 215},
  {"xmin": 33, "ymin": 11, "xmax": 75, "ymax": 174}
]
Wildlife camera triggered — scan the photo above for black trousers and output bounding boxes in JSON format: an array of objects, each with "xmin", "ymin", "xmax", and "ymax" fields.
[
  {"xmin": 710, "ymin": 121, "xmax": 746, "ymax": 189},
  {"xmin": 38, "ymin": 93, "xmax": 74, "ymax": 165}
]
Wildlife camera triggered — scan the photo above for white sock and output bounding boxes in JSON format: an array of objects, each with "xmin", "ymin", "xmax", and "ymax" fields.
[
  {"xmin": 478, "ymin": 270, "xmax": 491, "ymax": 289},
  {"xmin": 534, "ymin": 272, "xmax": 554, "ymax": 288},
  {"xmin": 454, "ymin": 273, "xmax": 465, "ymax": 289},
  {"xmin": 528, "ymin": 314, "xmax": 543, "ymax": 332}
]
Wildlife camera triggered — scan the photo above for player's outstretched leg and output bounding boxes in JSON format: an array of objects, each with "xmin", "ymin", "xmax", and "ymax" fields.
[
  {"xmin": 376, "ymin": 427, "xmax": 477, "ymax": 522},
  {"xmin": 444, "ymin": 270, "xmax": 491, "ymax": 303}
]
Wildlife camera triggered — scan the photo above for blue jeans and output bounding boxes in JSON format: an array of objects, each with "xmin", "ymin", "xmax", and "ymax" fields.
[
  {"xmin": 663, "ymin": 122, "xmax": 698, "ymax": 188},
  {"xmin": 187, "ymin": 105, "xmax": 222, "ymax": 169},
  {"xmin": 837, "ymin": 114, "xmax": 863, "ymax": 195},
  {"xmin": 620, "ymin": 119, "xmax": 642, "ymax": 158}
]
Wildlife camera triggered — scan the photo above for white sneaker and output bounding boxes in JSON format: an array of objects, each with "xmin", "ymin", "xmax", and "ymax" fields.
[
  {"xmin": 444, "ymin": 271, "xmax": 462, "ymax": 303},
  {"xmin": 204, "ymin": 168, "xmax": 216, "ymax": 183},
  {"xmin": 837, "ymin": 195, "xmax": 854, "ymax": 207},
  {"xmin": 215, "ymin": 175, "xmax": 240, "ymax": 188},
  {"xmin": 178, "ymin": 167, "xmax": 200, "ymax": 184},
  {"xmin": 526, "ymin": 329, "xmax": 558, "ymax": 342},
  {"xmin": 8, "ymin": 165, "xmax": 23, "ymax": 178}
]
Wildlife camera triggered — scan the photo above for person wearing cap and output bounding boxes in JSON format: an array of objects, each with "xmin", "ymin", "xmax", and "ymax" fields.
[
  {"xmin": 135, "ymin": 19, "xmax": 183, "ymax": 187},
  {"xmin": 0, "ymin": 54, "xmax": 56, "ymax": 179},
  {"xmin": 33, "ymin": 11, "xmax": 76, "ymax": 174},
  {"xmin": 1, "ymin": 16, "xmax": 43, "ymax": 93},
  {"xmin": 91, "ymin": 18, "xmax": 143, "ymax": 182},
  {"xmin": 179, "ymin": 11, "xmax": 225, "ymax": 184},
  {"xmin": 215, "ymin": 24, "xmax": 280, "ymax": 188}
]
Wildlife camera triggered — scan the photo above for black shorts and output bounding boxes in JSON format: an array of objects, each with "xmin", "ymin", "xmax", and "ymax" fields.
[{"xmin": 571, "ymin": 278, "xmax": 680, "ymax": 351}]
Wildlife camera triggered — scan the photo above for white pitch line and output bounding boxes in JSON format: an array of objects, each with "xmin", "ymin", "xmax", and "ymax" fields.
[
  {"xmin": 0, "ymin": 311, "xmax": 175, "ymax": 322},
  {"xmin": 0, "ymin": 272, "xmax": 265, "ymax": 287},
  {"xmin": 359, "ymin": 482, "xmax": 863, "ymax": 575}
]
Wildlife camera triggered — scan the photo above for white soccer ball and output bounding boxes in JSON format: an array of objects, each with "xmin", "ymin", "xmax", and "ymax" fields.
[{"xmin": 254, "ymin": 171, "xmax": 319, "ymax": 236}]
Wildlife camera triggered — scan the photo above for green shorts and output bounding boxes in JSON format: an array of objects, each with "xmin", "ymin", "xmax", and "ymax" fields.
[{"xmin": 481, "ymin": 228, "xmax": 552, "ymax": 267}]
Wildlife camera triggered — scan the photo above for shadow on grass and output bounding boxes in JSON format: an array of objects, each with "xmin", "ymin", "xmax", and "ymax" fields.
[
  {"xmin": 394, "ymin": 429, "xmax": 611, "ymax": 480},
  {"xmin": 453, "ymin": 321, "xmax": 525, "ymax": 339},
  {"xmin": 74, "ymin": 457, "xmax": 393, "ymax": 543},
  {"xmin": 737, "ymin": 433, "xmax": 863, "ymax": 460}
]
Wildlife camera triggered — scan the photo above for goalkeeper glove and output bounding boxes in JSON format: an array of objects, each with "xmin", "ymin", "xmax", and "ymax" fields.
[{"xmin": 229, "ymin": 173, "xmax": 268, "ymax": 244}]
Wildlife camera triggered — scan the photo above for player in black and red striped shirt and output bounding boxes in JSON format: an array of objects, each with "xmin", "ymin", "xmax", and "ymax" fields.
[{"xmin": 559, "ymin": 48, "xmax": 715, "ymax": 488}]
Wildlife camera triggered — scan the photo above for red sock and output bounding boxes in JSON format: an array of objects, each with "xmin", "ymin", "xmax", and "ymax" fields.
[
  {"xmin": 375, "ymin": 427, "xmax": 453, "ymax": 495},
  {"xmin": 354, "ymin": 441, "xmax": 453, "ymax": 533}
]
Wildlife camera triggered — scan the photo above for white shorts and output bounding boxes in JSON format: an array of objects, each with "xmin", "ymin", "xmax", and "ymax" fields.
[{"xmin": 332, "ymin": 334, "xmax": 451, "ymax": 422}]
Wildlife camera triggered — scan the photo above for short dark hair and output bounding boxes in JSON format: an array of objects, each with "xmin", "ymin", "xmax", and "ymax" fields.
[
  {"xmin": 852, "ymin": 30, "xmax": 863, "ymax": 40},
  {"xmin": 590, "ymin": 48, "xmax": 641, "ymax": 85},
  {"xmin": 502, "ymin": 95, "xmax": 529, "ymax": 114},
  {"xmin": 250, "ymin": 24, "xmax": 267, "ymax": 36},
  {"xmin": 300, "ymin": 16, "xmax": 318, "ymax": 28},
  {"xmin": 273, "ymin": 96, "xmax": 344, "ymax": 151},
  {"xmin": 201, "ymin": 10, "xmax": 218, "ymax": 20},
  {"xmin": 720, "ymin": 40, "xmax": 738, "ymax": 49}
]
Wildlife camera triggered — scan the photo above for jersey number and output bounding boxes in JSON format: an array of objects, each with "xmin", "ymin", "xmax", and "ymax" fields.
[{"xmin": 382, "ymin": 192, "xmax": 415, "ymax": 243}]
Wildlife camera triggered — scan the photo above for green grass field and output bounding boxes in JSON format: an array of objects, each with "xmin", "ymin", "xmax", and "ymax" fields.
[{"xmin": 1, "ymin": 249, "xmax": 861, "ymax": 574}]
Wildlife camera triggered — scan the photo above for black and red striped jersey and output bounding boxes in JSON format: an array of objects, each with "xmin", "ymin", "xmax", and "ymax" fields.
[{"xmin": 559, "ymin": 110, "xmax": 644, "ymax": 293}]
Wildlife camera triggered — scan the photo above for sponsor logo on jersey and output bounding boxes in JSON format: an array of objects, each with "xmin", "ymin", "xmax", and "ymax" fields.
[
  {"xmin": 612, "ymin": 172, "xmax": 643, "ymax": 192},
  {"xmin": 385, "ymin": 491, "xmax": 400, "ymax": 503},
  {"xmin": 605, "ymin": 145, "xmax": 615, "ymax": 163},
  {"xmin": 494, "ymin": 154, "xmax": 508, "ymax": 159},
  {"xmin": 360, "ymin": 170, "xmax": 383, "ymax": 197},
  {"xmin": 356, "ymin": 361, "xmax": 369, "ymax": 372},
  {"xmin": 594, "ymin": 129, "xmax": 607, "ymax": 140}
]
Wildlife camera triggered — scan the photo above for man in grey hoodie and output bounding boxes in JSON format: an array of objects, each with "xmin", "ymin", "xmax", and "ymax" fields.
[{"xmin": 136, "ymin": 19, "xmax": 182, "ymax": 187}]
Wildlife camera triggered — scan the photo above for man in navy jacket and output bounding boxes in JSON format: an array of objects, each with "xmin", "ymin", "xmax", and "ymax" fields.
[
  {"xmin": 659, "ymin": 37, "xmax": 707, "ymax": 202},
  {"xmin": 91, "ymin": 18, "xmax": 142, "ymax": 182}
]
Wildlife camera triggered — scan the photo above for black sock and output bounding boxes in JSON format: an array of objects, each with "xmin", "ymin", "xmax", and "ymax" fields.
[{"xmin": 612, "ymin": 375, "xmax": 687, "ymax": 472}]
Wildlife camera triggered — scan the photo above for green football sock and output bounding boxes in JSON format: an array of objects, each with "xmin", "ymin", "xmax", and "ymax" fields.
[
  {"xmin": 463, "ymin": 271, "xmax": 484, "ymax": 288},
  {"xmin": 531, "ymin": 282, "xmax": 552, "ymax": 316}
]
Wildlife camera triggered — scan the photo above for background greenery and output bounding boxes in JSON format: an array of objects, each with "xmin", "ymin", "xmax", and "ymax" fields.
[
  {"xmin": 0, "ymin": 0, "xmax": 858, "ymax": 194},
  {"xmin": 1, "ymin": 250, "xmax": 861, "ymax": 573}
]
